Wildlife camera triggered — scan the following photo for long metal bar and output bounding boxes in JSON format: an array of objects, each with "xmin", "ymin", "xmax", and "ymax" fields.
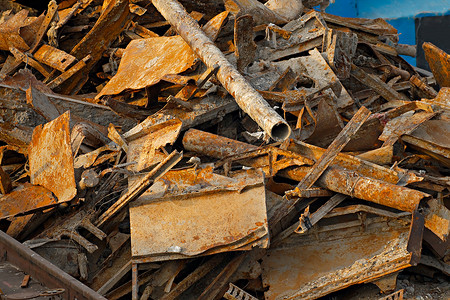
[
  {"xmin": 183, "ymin": 129, "xmax": 430, "ymax": 212},
  {"xmin": 151, "ymin": 0, "xmax": 290, "ymax": 141},
  {"xmin": 0, "ymin": 230, "xmax": 106, "ymax": 300}
]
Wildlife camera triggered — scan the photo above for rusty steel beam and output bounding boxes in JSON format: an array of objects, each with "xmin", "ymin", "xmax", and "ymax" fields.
[
  {"xmin": 183, "ymin": 129, "xmax": 430, "ymax": 212},
  {"xmin": 151, "ymin": 0, "xmax": 290, "ymax": 141},
  {"xmin": 0, "ymin": 230, "xmax": 106, "ymax": 300}
]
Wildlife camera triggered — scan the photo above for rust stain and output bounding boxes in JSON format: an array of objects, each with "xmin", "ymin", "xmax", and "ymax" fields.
[
  {"xmin": 0, "ymin": 183, "xmax": 57, "ymax": 219},
  {"xmin": 28, "ymin": 111, "xmax": 76, "ymax": 203},
  {"xmin": 97, "ymin": 36, "xmax": 197, "ymax": 98}
]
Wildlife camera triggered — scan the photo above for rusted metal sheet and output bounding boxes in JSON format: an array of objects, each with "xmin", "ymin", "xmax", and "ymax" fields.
[
  {"xmin": 28, "ymin": 111, "xmax": 76, "ymax": 203},
  {"xmin": 423, "ymin": 42, "xmax": 450, "ymax": 88},
  {"xmin": 261, "ymin": 209, "xmax": 423, "ymax": 300},
  {"xmin": 274, "ymin": 48, "xmax": 354, "ymax": 109},
  {"xmin": 129, "ymin": 167, "xmax": 268, "ymax": 262},
  {"xmin": 97, "ymin": 36, "xmax": 197, "ymax": 98},
  {"xmin": 47, "ymin": 54, "xmax": 91, "ymax": 90},
  {"xmin": 423, "ymin": 198, "xmax": 450, "ymax": 242},
  {"xmin": 0, "ymin": 165, "xmax": 12, "ymax": 195},
  {"xmin": 402, "ymin": 119, "xmax": 450, "ymax": 168},
  {"xmin": 379, "ymin": 111, "xmax": 436, "ymax": 147},
  {"xmin": 59, "ymin": 0, "xmax": 131, "ymax": 94},
  {"xmin": 0, "ymin": 183, "xmax": 57, "ymax": 219},
  {"xmin": 151, "ymin": 0, "xmax": 290, "ymax": 141},
  {"xmin": 127, "ymin": 119, "xmax": 182, "ymax": 174},
  {"xmin": 224, "ymin": 0, "xmax": 288, "ymax": 25},
  {"xmin": 0, "ymin": 10, "xmax": 44, "ymax": 51},
  {"xmin": 34, "ymin": 44, "xmax": 76, "ymax": 72}
]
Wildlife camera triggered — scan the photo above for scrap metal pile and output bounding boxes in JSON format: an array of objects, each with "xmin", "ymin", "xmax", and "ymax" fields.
[{"xmin": 0, "ymin": 0, "xmax": 449, "ymax": 299}]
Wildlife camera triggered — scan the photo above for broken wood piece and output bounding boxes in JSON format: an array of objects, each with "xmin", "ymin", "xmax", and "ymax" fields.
[{"xmin": 151, "ymin": 0, "xmax": 290, "ymax": 141}]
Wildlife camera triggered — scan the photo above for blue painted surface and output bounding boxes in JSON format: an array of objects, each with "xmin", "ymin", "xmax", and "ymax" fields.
[
  {"xmin": 323, "ymin": 1, "xmax": 450, "ymax": 66},
  {"xmin": 356, "ymin": 0, "xmax": 450, "ymax": 19},
  {"xmin": 386, "ymin": 17, "xmax": 416, "ymax": 65},
  {"xmin": 326, "ymin": 0, "xmax": 357, "ymax": 18}
]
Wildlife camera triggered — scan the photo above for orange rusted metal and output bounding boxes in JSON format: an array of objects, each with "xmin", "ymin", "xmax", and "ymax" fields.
[
  {"xmin": 0, "ymin": 10, "xmax": 44, "ymax": 52},
  {"xmin": 402, "ymin": 120, "xmax": 450, "ymax": 168},
  {"xmin": 423, "ymin": 42, "xmax": 450, "ymax": 88},
  {"xmin": 97, "ymin": 36, "xmax": 197, "ymax": 98},
  {"xmin": 28, "ymin": 111, "xmax": 76, "ymax": 203},
  {"xmin": 0, "ymin": 183, "xmax": 57, "ymax": 219},
  {"xmin": 129, "ymin": 167, "xmax": 268, "ymax": 262},
  {"xmin": 151, "ymin": 0, "xmax": 290, "ymax": 141},
  {"xmin": 184, "ymin": 129, "xmax": 429, "ymax": 212},
  {"xmin": 261, "ymin": 209, "xmax": 423, "ymax": 299}
]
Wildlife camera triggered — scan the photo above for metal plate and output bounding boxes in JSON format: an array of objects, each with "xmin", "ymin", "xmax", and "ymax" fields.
[
  {"xmin": 29, "ymin": 111, "xmax": 76, "ymax": 203},
  {"xmin": 129, "ymin": 167, "xmax": 269, "ymax": 261}
]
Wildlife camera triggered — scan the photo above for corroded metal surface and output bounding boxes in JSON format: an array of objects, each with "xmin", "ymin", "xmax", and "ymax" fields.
[
  {"xmin": 129, "ymin": 167, "xmax": 268, "ymax": 262},
  {"xmin": 261, "ymin": 209, "xmax": 421, "ymax": 300},
  {"xmin": 423, "ymin": 42, "xmax": 450, "ymax": 88},
  {"xmin": 402, "ymin": 119, "xmax": 450, "ymax": 167},
  {"xmin": 0, "ymin": 183, "xmax": 57, "ymax": 219},
  {"xmin": 97, "ymin": 36, "xmax": 197, "ymax": 98},
  {"xmin": 34, "ymin": 44, "xmax": 76, "ymax": 72},
  {"xmin": 0, "ymin": 10, "xmax": 44, "ymax": 51},
  {"xmin": 151, "ymin": 0, "xmax": 290, "ymax": 141},
  {"xmin": 28, "ymin": 111, "xmax": 76, "ymax": 203}
]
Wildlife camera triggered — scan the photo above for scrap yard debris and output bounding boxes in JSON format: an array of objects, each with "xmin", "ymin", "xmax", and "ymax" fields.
[{"xmin": 0, "ymin": 0, "xmax": 448, "ymax": 299}]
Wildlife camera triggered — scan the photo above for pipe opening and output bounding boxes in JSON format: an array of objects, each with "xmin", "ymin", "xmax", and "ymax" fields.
[{"xmin": 271, "ymin": 123, "xmax": 291, "ymax": 141}]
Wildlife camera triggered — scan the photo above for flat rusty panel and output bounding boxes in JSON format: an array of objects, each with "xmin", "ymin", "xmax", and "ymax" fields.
[
  {"xmin": 129, "ymin": 168, "xmax": 268, "ymax": 261},
  {"xmin": 0, "ymin": 10, "xmax": 43, "ymax": 51},
  {"xmin": 423, "ymin": 42, "xmax": 450, "ymax": 88},
  {"xmin": 261, "ymin": 213, "xmax": 415, "ymax": 300},
  {"xmin": 34, "ymin": 44, "xmax": 77, "ymax": 72},
  {"xmin": 0, "ymin": 183, "xmax": 57, "ymax": 219},
  {"xmin": 97, "ymin": 36, "xmax": 197, "ymax": 98},
  {"xmin": 29, "ymin": 111, "xmax": 76, "ymax": 203},
  {"xmin": 127, "ymin": 119, "xmax": 182, "ymax": 173}
]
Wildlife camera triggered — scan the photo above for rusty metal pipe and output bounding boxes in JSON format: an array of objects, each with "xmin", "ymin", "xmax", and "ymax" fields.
[
  {"xmin": 183, "ymin": 129, "xmax": 430, "ymax": 212},
  {"xmin": 151, "ymin": 0, "xmax": 291, "ymax": 141}
]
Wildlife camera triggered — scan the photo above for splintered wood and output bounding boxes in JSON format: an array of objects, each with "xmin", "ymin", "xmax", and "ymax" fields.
[{"xmin": 0, "ymin": 1, "xmax": 449, "ymax": 300}]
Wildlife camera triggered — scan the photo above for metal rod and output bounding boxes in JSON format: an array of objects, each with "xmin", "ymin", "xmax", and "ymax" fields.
[{"xmin": 151, "ymin": 0, "xmax": 291, "ymax": 141}]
